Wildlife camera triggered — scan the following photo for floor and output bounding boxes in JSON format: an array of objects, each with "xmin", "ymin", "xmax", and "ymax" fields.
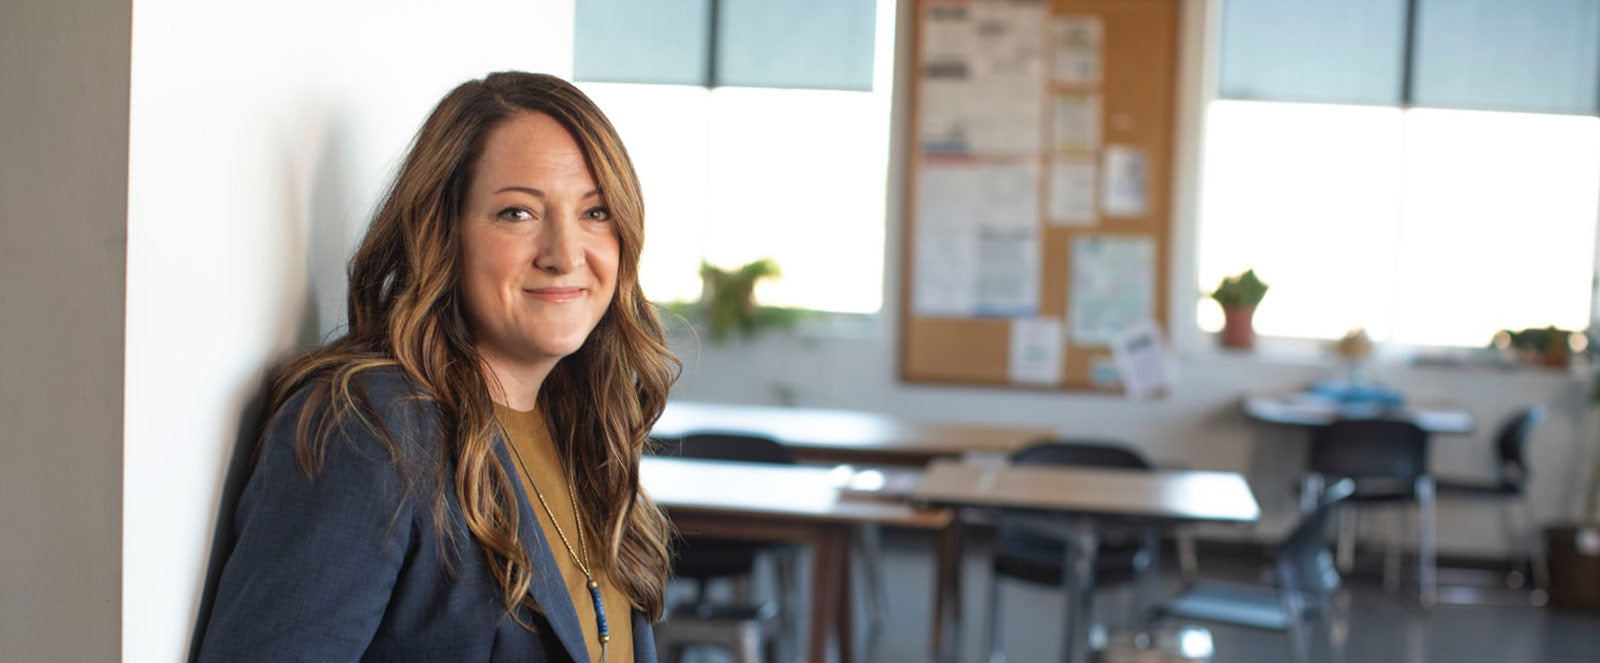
[{"xmin": 662, "ymin": 529, "xmax": 1600, "ymax": 663}]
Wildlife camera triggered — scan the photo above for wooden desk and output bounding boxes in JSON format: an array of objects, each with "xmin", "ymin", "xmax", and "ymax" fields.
[
  {"xmin": 642, "ymin": 457, "xmax": 957, "ymax": 663},
  {"xmin": 655, "ymin": 401, "xmax": 1056, "ymax": 466},
  {"xmin": 1242, "ymin": 393, "xmax": 1475, "ymax": 434},
  {"xmin": 913, "ymin": 460, "xmax": 1260, "ymax": 663}
]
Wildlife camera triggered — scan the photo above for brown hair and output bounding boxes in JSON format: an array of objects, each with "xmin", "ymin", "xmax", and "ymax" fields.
[{"xmin": 260, "ymin": 71, "xmax": 677, "ymax": 621}]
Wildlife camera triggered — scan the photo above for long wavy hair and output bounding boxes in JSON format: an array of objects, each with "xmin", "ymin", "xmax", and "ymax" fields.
[{"xmin": 259, "ymin": 71, "xmax": 678, "ymax": 622}]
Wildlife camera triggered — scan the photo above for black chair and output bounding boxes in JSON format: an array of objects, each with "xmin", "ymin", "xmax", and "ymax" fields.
[
  {"xmin": 1147, "ymin": 479, "xmax": 1356, "ymax": 663},
  {"xmin": 984, "ymin": 440, "xmax": 1163, "ymax": 663},
  {"xmin": 1301, "ymin": 419, "xmax": 1434, "ymax": 604},
  {"xmin": 655, "ymin": 432, "xmax": 798, "ymax": 662},
  {"xmin": 1436, "ymin": 405, "xmax": 1550, "ymax": 602}
]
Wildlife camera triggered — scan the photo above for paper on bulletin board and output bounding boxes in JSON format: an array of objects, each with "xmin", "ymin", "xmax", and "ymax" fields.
[
  {"xmin": 913, "ymin": 227, "xmax": 978, "ymax": 316},
  {"xmin": 1049, "ymin": 156, "xmax": 1096, "ymax": 225},
  {"xmin": 1052, "ymin": 15, "xmax": 1102, "ymax": 85},
  {"xmin": 1109, "ymin": 321, "xmax": 1171, "ymax": 399},
  {"xmin": 1101, "ymin": 145, "xmax": 1149, "ymax": 218},
  {"xmin": 920, "ymin": 2, "xmax": 977, "ymax": 154},
  {"xmin": 976, "ymin": 227, "xmax": 1039, "ymax": 316},
  {"xmin": 1053, "ymin": 92, "xmax": 1100, "ymax": 152},
  {"xmin": 1068, "ymin": 235, "xmax": 1155, "ymax": 344},
  {"xmin": 917, "ymin": 0, "xmax": 1047, "ymax": 155},
  {"xmin": 913, "ymin": 159, "xmax": 1041, "ymax": 316},
  {"xmin": 1008, "ymin": 317, "xmax": 1064, "ymax": 386}
]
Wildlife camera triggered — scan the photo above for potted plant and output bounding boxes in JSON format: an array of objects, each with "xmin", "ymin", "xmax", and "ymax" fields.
[
  {"xmin": 1209, "ymin": 269, "xmax": 1268, "ymax": 349},
  {"xmin": 663, "ymin": 258, "xmax": 804, "ymax": 343},
  {"xmin": 1496, "ymin": 326, "xmax": 1576, "ymax": 368}
]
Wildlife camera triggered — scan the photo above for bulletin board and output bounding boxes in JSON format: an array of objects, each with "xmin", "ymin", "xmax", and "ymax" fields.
[{"xmin": 899, "ymin": 0, "xmax": 1179, "ymax": 392}]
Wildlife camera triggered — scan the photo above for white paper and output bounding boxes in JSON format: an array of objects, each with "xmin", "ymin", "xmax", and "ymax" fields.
[
  {"xmin": 1052, "ymin": 16, "xmax": 1102, "ymax": 85},
  {"xmin": 1052, "ymin": 92, "xmax": 1100, "ymax": 152},
  {"xmin": 912, "ymin": 227, "xmax": 977, "ymax": 316},
  {"xmin": 1069, "ymin": 235, "xmax": 1155, "ymax": 344},
  {"xmin": 1109, "ymin": 321, "xmax": 1171, "ymax": 399},
  {"xmin": 1101, "ymin": 145, "xmax": 1150, "ymax": 218},
  {"xmin": 914, "ymin": 160, "xmax": 1042, "ymax": 317},
  {"xmin": 1049, "ymin": 157, "xmax": 1096, "ymax": 225},
  {"xmin": 1008, "ymin": 317, "xmax": 1064, "ymax": 385},
  {"xmin": 1089, "ymin": 357, "xmax": 1121, "ymax": 387},
  {"xmin": 918, "ymin": 0, "xmax": 1047, "ymax": 155},
  {"xmin": 917, "ymin": 160, "xmax": 1040, "ymax": 231},
  {"xmin": 975, "ymin": 228, "xmax": 1039, "ymax": 316}
]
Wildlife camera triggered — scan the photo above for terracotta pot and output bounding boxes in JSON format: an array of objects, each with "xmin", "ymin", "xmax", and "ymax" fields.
[{"xmin": 1220, "ymin": 306, "xmax": 1256, "ymax": 349}]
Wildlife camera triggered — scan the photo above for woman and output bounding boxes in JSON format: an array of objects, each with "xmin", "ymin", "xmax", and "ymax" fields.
[{"xmin": 196, "ymin": 72, "xmax": 677, "ymax": 662}]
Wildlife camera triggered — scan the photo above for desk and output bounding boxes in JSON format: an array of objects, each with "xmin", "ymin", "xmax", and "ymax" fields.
[
  {"xmin": 655, "ymin": 401, "xmax": 1056, "ymax": 466},
  {"xmin": 913, "ymin": 460, "xmax": 1260, "ymax": 663},
  {"xmin": 1243, "ymin": 393, "xmax": 1475, "ymax": 434},
  {"xmin": 642, "ymin": 457, "xmax": 957, "ymax": 663}
]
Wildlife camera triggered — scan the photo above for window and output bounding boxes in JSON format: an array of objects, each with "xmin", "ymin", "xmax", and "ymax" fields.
[
  {"xmin": 1198, "ymin": 100, "xmax": 1600, "ymax": 347},
  {"xmin": 577, "ymin": 0, "xmax": 896, "ymax": 313},
  {"xmin": 1201, "ymin": 0, "xmax": 1600, "ymax": 348}
]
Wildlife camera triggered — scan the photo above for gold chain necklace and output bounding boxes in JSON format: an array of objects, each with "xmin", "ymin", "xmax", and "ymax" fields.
[{"xmin": 505, "ymin": 430, "xmax": 610, "ymax": 663}]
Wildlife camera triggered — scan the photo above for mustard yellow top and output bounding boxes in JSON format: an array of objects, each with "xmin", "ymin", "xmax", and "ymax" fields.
[{"xmin": 495, "ymin": 403, "xmax": 633, "ymax": 663}]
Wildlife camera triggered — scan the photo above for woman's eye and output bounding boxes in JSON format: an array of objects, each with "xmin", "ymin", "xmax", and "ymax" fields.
[
  {"xmin": 584, "ymin": 207, "xmax": 612, "ymax": 222},
  {"xmin": 497, "ymin": 207, "xmax": 533, "ymax": 222}
]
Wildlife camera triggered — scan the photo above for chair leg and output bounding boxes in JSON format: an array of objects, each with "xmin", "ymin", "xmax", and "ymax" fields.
[
  {"xmin": 854, "ymin": 523, "xmax": 887, "ymax": 638},
  {"xmin": 985, "ymin": 571, "xmax": 1005, "ymax": 663},
  {"xmin": 1176, "ymin": 529, "xmax": 1200, "ymax": 580},
  {"xmin": 1520, "ymin": 496, "xmax": 1552, "ymax": 605},
  {"xmin": 1499, "ymin": 500, "xmax": 1525, "ymax": 589},
  {"xmin": 1417, "ymin": 478, "xmax": 1437, "ymax": 607},
  {"xmin": 1384, "ymin": 506, "xmax": 1402, "ymax": 595},
  {"xmin": 776, "ymin": 550, "xmax": 799, "ymax": 663},
  {"xmin": 1281, "ymin": 592, "xmax": 1312, "ymax": 663},
  {"xmin": 1336, "ymin": 506, "xmax": 1356, "ymax": 574}
]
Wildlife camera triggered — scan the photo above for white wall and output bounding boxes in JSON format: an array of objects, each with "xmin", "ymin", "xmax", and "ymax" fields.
[
  {"xmin": 0, "ymin": 0, "xmax": 129, "ymax": 661},
  {"xmin": 664, "ymin": 0, "xmax": 1599, "ymax": 557},
  {"xmin": 124, "ymin": 1, "xmax": 575, "ymax": 660}
]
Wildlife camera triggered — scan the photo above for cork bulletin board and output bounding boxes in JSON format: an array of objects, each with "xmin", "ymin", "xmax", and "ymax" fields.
[{"xmin": 899, "ymin": 0, "xmax": 1179, "ymax": 391}]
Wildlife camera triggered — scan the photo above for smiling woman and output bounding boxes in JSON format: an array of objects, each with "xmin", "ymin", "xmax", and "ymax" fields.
[{"xmin": 193, "ymin": 72, "xmax": 678, "ymax": 663}]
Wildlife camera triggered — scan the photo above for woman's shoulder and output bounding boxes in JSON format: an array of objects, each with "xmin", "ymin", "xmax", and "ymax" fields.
[{"xmin": 265, "ymin": 363, "xmax": 445, "ymax": 470}]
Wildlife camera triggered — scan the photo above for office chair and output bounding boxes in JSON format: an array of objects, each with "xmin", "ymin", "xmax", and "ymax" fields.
[
  {"xmin": 983, "ymin": 439, "xmax": 1165, "ymax": 663},
  {"xmin": 656, "ymin": 432, "xmax": 797, "ymax": 662},
  {"xmin": 1301, "ymin": 419, "xmax": 1435, "ymax": 605},
  {"xmin": 1147, "ymin": 479, "xmax": 1356, "ymax": 663},
  {"xmin": 1435, "ymin": 405, "xmax": 1550, "ymax": 603}
]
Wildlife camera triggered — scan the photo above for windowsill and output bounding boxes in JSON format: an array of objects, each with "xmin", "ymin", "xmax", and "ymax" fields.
[{"xmin": 1180, "ymin": 330, "xmax": 1589, "ymax": 382}]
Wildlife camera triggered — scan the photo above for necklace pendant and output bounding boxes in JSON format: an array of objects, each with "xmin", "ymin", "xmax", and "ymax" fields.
[{"xmin": 587, "ymin": 573, "xmax": 609, "ymax": 644}]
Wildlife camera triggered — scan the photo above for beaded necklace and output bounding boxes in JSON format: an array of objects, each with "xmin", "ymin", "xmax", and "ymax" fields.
[{"xmin": 506, "ymin": 436, "xmax": 609, "ymax": 662}]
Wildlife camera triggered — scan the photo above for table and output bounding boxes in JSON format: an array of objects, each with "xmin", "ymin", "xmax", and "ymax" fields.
[
  {"xmin": 1242, "ymin": 392, "xmax": 1475, "ymax": 434},
  {"xmin": 655, "ymin": 401, "xmax": 1057, "ymax": 466},
  {"xmin": 913, "ymin": 460, "xmax": 1261, "ymax": 663},
  {"xmin": 642, "ymin": 457, "xmax": 958, "ymax": 663}
]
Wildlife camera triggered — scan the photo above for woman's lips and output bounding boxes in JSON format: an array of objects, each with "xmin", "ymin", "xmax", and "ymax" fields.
[{"xmin": 524, "ymin": 287, "xmax": 586, "ymax": 303}]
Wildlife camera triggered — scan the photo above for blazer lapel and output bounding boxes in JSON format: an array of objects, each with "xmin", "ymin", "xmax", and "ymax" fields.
[{"xmin": 492, "ymin": 434, "xmax": 591, "ymax": 663}]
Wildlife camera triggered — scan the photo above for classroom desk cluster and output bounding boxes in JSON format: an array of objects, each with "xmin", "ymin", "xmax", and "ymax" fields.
[{"xmin": 645, "ymin": 402, "xmax": 1262, "ymax": 663}]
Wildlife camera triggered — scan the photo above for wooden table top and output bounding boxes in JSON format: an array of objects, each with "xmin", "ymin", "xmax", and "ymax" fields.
[
  {"xmin": 1242, "ymin": 393, "xmax": 1476, "ymax": 434},
  {"xmin": 654, "ymin": 401, "xmax": 1055, "ymax": 457},
  {"xmin": 912, "ymin": 459, "xmax": 1261, "ymax": 525},
  {"xmin": 641, "ymin": 456, "xmax": 952, "ymax": 529}
]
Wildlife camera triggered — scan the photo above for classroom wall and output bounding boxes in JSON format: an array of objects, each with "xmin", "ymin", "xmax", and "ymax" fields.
[
  {"xmin": 665, "ymin": 0, "xmax": 1599, "ymax": 557},
  {"xmin": 123, "ymin": 1, "xmax": 574, "ymax": 660},
  {"xmin": 0, "ymin": 0, "xmax": 130, "ymax": 661}
]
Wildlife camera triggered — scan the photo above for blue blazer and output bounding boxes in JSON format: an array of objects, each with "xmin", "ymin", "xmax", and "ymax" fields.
[{"xmin": 194, "ymin": 370, "xmax": 656, "ymax": 662}]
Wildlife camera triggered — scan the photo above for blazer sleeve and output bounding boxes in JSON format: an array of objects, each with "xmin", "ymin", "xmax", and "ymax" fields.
[{"xmin": 195, "ymin": 388, "xmax": 423, "ymax": 663}]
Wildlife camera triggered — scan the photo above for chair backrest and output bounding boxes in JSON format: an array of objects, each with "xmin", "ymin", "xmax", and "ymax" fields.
[
  {"xmin": 1493, "ymin": 405, "xmax": 1547, "ymax": 489},
  {"xmin": 1010, "ymin": 439, "xmax": 1152, "ymax": 470},
  {"xmin": 1275, "ymin": 478, "xmax": 1355, "ymax": 600},
  {"xmin": 1307, "ymin": 419, "xmax": 1429, "ymax": 482},
  {"xmin": 669, "ymin": 431, "xmax": 798, "ymax": 465}
]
